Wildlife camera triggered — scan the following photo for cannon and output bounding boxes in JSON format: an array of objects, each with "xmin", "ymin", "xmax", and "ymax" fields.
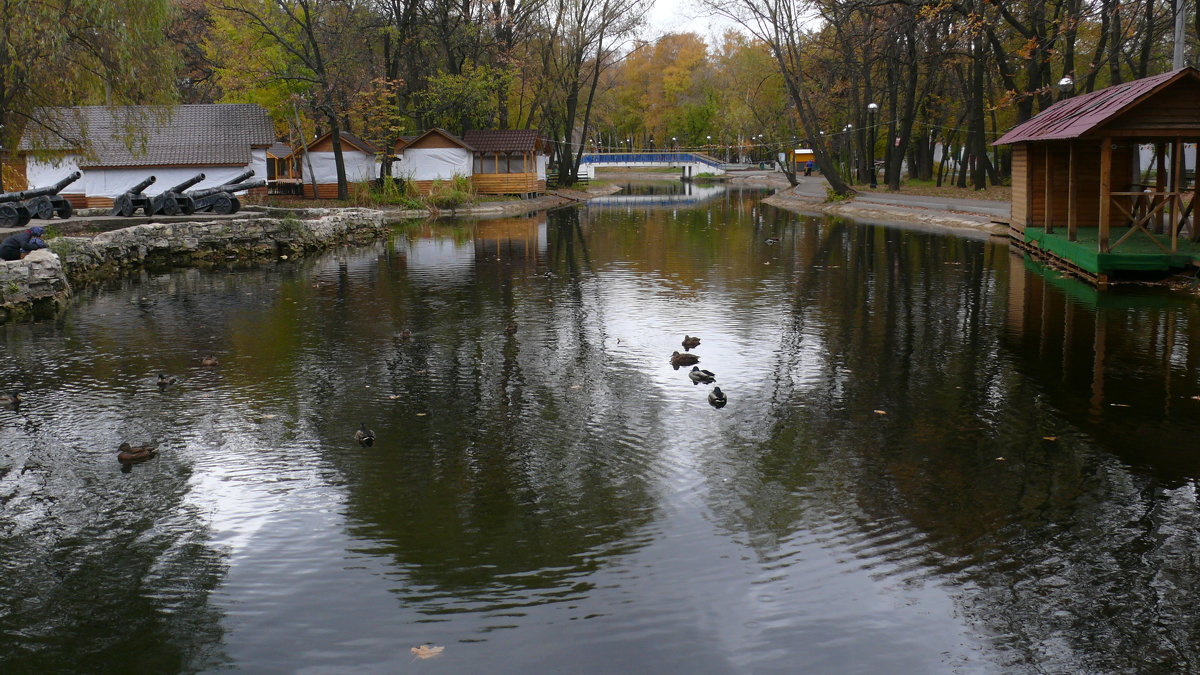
[
  {"xmin": 111, "ymin": 175, "xmax": 158, "ymax": 217},
  {"xmin": 20, "ymin": 171, "xmax": 83, "ymax": 221},
  {"xmin": 187, "ymin": 178, "xmax": 266, "ymax": 215},
  {"xmin": 149, "ymin": 173, "xmax": 206, "ymax": 216},
  {"xmin": 0, "ymin": 171, "xmax": 83, "ymax": 226}
]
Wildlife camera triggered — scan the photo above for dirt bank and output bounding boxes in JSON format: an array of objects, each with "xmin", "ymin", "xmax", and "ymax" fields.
[{"xmin": 762, "ymin": 185, "xmax": 1009, "ymax": 238}]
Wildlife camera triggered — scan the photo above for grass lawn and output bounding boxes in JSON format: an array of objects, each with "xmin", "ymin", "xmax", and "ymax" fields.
[{"xmin": 873, "ymin": 178, "xmax": 1010, "ymax": 202}]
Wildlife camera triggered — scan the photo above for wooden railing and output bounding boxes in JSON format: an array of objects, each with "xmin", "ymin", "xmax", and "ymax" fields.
[{"xmin": 1105, "ymin": 190, "xmax": 1196, "ymax": 252}]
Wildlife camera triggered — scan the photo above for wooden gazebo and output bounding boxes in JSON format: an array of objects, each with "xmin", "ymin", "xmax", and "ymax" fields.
[
  {"xmin": 461, "ymin": 129, "xmax": 548, "ymax": 196},
  {"xmin": 996, "ymin": 68, "xmax": 1200, "ymax": 282}
]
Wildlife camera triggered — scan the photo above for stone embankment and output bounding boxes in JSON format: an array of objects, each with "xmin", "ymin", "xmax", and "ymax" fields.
[
  {"xmin": 1, "ymin": 208, "xmax": 387, "ymax": 322},
  {"xmin": 0, "ymin": 186, "xmax": 620, "ymax": 323}
]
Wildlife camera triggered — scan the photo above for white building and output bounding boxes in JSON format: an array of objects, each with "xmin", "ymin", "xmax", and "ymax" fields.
[
  {"xmin": 19, "ymin": 104, "xmax": 274, "ymax": 208},
  {"xmin": 299, "ymin": 132, "xmax": 380, "ymax": 198}
]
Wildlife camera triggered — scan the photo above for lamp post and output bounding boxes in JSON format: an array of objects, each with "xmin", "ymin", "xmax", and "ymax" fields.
[
  {"xmin": 649, "ymin": 137, "xmax": 655, "ymax": 151},
  {"xmin": 1057, "ymin": 75, "xmax": 1074, "ymax": 100},
  {"xmin": 845, "ymin": 124, "xmax": 854, "ymax": 184},
  {"xmin": 867, "ymin": 102, "xmax": 879, "ymax": 188},
  {"xmin": 626, "ymin": 137, "xmax": 632, "ymax": 152}
]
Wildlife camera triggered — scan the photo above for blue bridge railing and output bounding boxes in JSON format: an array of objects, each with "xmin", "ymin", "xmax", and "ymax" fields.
[{"xmin": 579, "ymin": 152, "xmax": 723, "ymax": 169}]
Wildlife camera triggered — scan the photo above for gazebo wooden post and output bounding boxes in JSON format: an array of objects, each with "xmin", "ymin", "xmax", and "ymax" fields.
[
  {"xmin": 1068, "ymin": 142, "xmax": 1078, "ymax": 241},
  {"xmin": 1044, "ymin": 144, "xmax": 1054, "ymax": 233},
  {"xmin": 1171, "ymin": 137, "xmax": 1184, "ymax": 251},
  {"xmin": 1099, "ymin": 137, "xmax": 1112, "ymax": 252},
  {"xmin": 1155, "ymin": 142, "xmax": 1167, "ymax": 234}
]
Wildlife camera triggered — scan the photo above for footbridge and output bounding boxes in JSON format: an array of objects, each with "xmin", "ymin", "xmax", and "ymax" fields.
[{"xmin": 577, "ymin": 152, "xmax": 726, "ymax": 179}]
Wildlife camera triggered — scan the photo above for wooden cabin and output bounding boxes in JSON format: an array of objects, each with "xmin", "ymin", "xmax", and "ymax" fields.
[
  {"xmin": 266, "ymin": 142, "xmax": 303, "ymax": 195},
  {"xmin": 300, "ymin": 132, "xmax": 380, "ymax": 199},
  {"xmin": 18, "ymin": 104, "xmax": 273, "ymax": 208},
  {"xmin": 995, "ymin": 68, "xmax": 1200, "ymax": 282},
  {"xmin": 462, "ymin": 130, "xmax": 549, "ymax": 195},
  {"xmin": 392, "ymin": 129, "xmax": 474, "ymax": 195}
]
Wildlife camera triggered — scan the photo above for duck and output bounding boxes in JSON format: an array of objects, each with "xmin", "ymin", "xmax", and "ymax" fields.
[
  {"xmin": 708, "ymin": 386, "xmax": 727, "ymax": 408},
  {"xmin": 505, "ymin": 322, "xmax": 518, "ymax": 335},
  {"xmin": 117, "ymin": 442, "xmax": 158, "ymax": 464},
  {"xmin": 765, "ymin": 237, "xmax": 780, "ymax": 245},
  {"xmin": 688, "ymin": 366, "xmax": 716, "ymax": 384},
  {"xmin": 201, "ymin": 355, "xmax": 218, "ymax": 367},
  {"xmin": 0, "ymin": 391, "xmax": 22, "ymax": 406},
  {"xmin": 681, "ymin": 335, "xmax": 701, "ymax": 350},
  {"xmin": 670, "ymin": 351, "xmax": 700, "ymax": 369},
  {"xmin": 157, "ymin": 373, "xmax": 179, "ymax": 388},
  {"xmin": 355, "ymin": 423, "xmax": 376, "ymax": 447},
  {"xmin": 399, "ymin": 329, "xmax": 412, "ymax": 340}
]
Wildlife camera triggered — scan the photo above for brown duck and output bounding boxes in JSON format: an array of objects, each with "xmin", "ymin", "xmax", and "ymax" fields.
[
  {"xmin": 670, "ymin": 351, "xmax": 700, "ymax": 369},
  {"xmin": 682, "ymin": 335, "xmax": 700, "ymax": 350},
  {"xmin": 117, "ymin": 442, "xmax": 158, "ymax": 464}
]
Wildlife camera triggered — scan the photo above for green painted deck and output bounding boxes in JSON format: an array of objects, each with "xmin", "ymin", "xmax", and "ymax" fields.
[{"xmin": 1021, "ymin": 227, "xmax": 1200, "ymax": 276}]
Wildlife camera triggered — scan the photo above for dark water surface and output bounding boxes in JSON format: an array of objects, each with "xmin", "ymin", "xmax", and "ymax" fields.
[{"xmin": 4, "ymin": 182, "xmax": 1200, "ymax": 673}]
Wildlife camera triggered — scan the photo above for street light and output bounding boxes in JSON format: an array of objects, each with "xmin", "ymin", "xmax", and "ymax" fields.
[
  {"xmin": 1058, "ymin": 75, "xmax": 1074, "ymax": 99},
  {"xmin": 844, "ymin": 124, "xmax": 854, "ymax": 184},
  {"xmin": 867, "ymin": 102, "xmax": 879, "ymax": 188}
]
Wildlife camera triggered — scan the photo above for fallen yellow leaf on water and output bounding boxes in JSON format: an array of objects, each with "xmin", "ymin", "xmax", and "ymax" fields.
[
  {"xmin": 411, "ymin": 644, "xmax": 444, "ymax": 660},
  {"xmin": 569, "ymin": 384, "xmax": 582, "ymax": 390},
  {"xmin": 873, "ymin": 410, "xmax": 888, "ymax": 415},
  {"xmin": 416, "ymin": 412, "xmax": 427, "ymax": 416},
  {"xmin": 995, "ymin": 457, "xmax": 1006, "ymax": 461},
  {"xmin": 1110, "ymin": 403, "xmax": 1131, "ymax": 407},
  {"xmin": 1043, "ymin": 436, "xmax": 1057, "ymax": 441},
  {"xmin": 1192, "ymin": 395, "xmax": 1200, "ymax": 401},
  {"xmin": 389, "ymin": 394, "xmax": 401, "ymax": 400}
]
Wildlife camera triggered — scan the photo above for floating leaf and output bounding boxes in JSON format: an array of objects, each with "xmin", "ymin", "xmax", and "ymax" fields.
[
  {"xmin": 1043, "ymin": 436, "xmax": 1057, "ymax": 441},
  {"xmin": 1109, "ymin": 403, "xmax": 1131, "ymax": 407},
  {"xmin": 995, "ymin": 457, "xmax": 1006, "ymax": 461},
  {"xmin": 416, "ymin": 412, "xmax": 427, "ymax": 416},
  {"xmin": 389, "ymin": 394, "xmax": 401, "ymax": 400},
  {"xmin": 873, "ymin": 409, "xmax": 888, "ymax": 415},
  {"xmin": 411, "ymin": 644, "xmax": 444, "ymax": 660}
]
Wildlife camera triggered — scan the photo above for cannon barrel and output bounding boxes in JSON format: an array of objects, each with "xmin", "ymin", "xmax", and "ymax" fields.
[
  {"xmin": 164, "ymin": 173, "xmax": 206, "ymax": 194},
  {"xmin": 0, "ymin": 171, "xmax": 83, "ymax": 202},
  {"xmin": 123, "ymin": 175, "xmax": 158, "ymax": 195},
  {"xmin": 187, "ymin": 179, "xmax": 266, "ymax": 199},
  {"xmin": 221, "ymin": 170, "xmax": 256, "ymax": 186}
]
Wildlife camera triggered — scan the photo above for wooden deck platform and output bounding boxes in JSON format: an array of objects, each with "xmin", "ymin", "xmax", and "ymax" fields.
[{"xmin": 1015, "ymin": 227, "xmax": 1200, "ymax": 284}]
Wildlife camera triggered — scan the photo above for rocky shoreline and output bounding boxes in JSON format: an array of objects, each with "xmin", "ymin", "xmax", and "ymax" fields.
[{"xmin": 0, "ymin": 186, "xmax": 619, "ymax": 323}]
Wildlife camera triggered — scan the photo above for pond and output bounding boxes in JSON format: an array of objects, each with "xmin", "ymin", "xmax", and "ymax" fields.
[{"xmin": 3, "ymin": 181, "xmax": 1200, "ymax": 673}]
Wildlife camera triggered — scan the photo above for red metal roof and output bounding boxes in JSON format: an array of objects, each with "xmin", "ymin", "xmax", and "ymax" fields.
[{"xmin": 994, "ymin": 67, "xmax": 1200, "ymax": 145}]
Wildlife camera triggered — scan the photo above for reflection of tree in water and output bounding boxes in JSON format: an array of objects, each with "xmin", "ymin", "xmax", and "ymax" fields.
[
  {"xmin": 315, "ymin": 210, "xmax": 660, "ymax": 608},
  {"xmin": 705, "ymin": 215, "xmax": 1200, "ymax": 672}
]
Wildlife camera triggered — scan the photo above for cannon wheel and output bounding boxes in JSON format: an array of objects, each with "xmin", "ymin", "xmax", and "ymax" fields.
[
  {"xmin": 27, "ymin": 196, "xmax": 55, "ymax": 220},
  {"xmin": 54, "ymin": 199, "xmax": 74, "ymax": 219},
  {"xmin": 112, "ymin": 194, "xmax": 134, "ymax": 217},
  {"xmin": 178, "ymin": 196, "xmax": 196, "ymax": 215},
  {"xmin": 158, "ymin": 195, "xmax": 180, "ymax": 216},
  {"xmin": 0, "ymin": 203, "xmax": 22, "ymax": 227},
  {"xmin": 0, "ymin": 203, "xmax": 32, "ymax": 228},
  {"xmin": 208, "ymin": 193, "xmax": 236, "ymax": 215}
]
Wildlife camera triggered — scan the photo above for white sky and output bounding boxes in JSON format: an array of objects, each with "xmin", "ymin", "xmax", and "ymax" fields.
[{"xmin": 644, "ymin": 0, "xmax": 744, "ymax": 41}]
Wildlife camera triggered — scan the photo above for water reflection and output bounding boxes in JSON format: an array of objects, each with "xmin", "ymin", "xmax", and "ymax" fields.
[{"xmin": 4, "ymin": 188, "xmax": 1200, "ymax": 672}]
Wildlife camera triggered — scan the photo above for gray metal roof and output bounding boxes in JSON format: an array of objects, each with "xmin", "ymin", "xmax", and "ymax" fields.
[{"xmin": 19, "ymin": 104, "xmax": 275, "ymax": 167}]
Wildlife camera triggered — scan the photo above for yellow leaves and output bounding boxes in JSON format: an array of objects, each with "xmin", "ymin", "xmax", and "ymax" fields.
[
  {"xmin": 873, "ymin": 409, "xmax": 888, "ymax": 415},
  {"xmin": 411, "ymin": 644, "xmax": 444, "ymax": 660}
]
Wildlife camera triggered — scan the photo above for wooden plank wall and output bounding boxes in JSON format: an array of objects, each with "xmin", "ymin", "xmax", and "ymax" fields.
[
  {"xmin": 472, "ymin": 173, "xmax": 541, "ymax": 194},
  {"xmin": 1103, "ymin": 79, "xmax": 1200, "ymax": 134},
  {"xmin": 301, "ymin": 183, "xmax": 342, "ymax": 199}
]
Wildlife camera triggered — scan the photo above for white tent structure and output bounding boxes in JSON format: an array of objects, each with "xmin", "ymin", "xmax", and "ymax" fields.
[
  {"xmin": 19, "ymin": 104, "xmax": 274, "ymax": 208},
  {"xmin": 299, "ymin": 132, "xmax": 380, "ymax": 198},
  {"xmin": 392, "ymin": 129, "xmax": 474, "ymax": 194}
]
